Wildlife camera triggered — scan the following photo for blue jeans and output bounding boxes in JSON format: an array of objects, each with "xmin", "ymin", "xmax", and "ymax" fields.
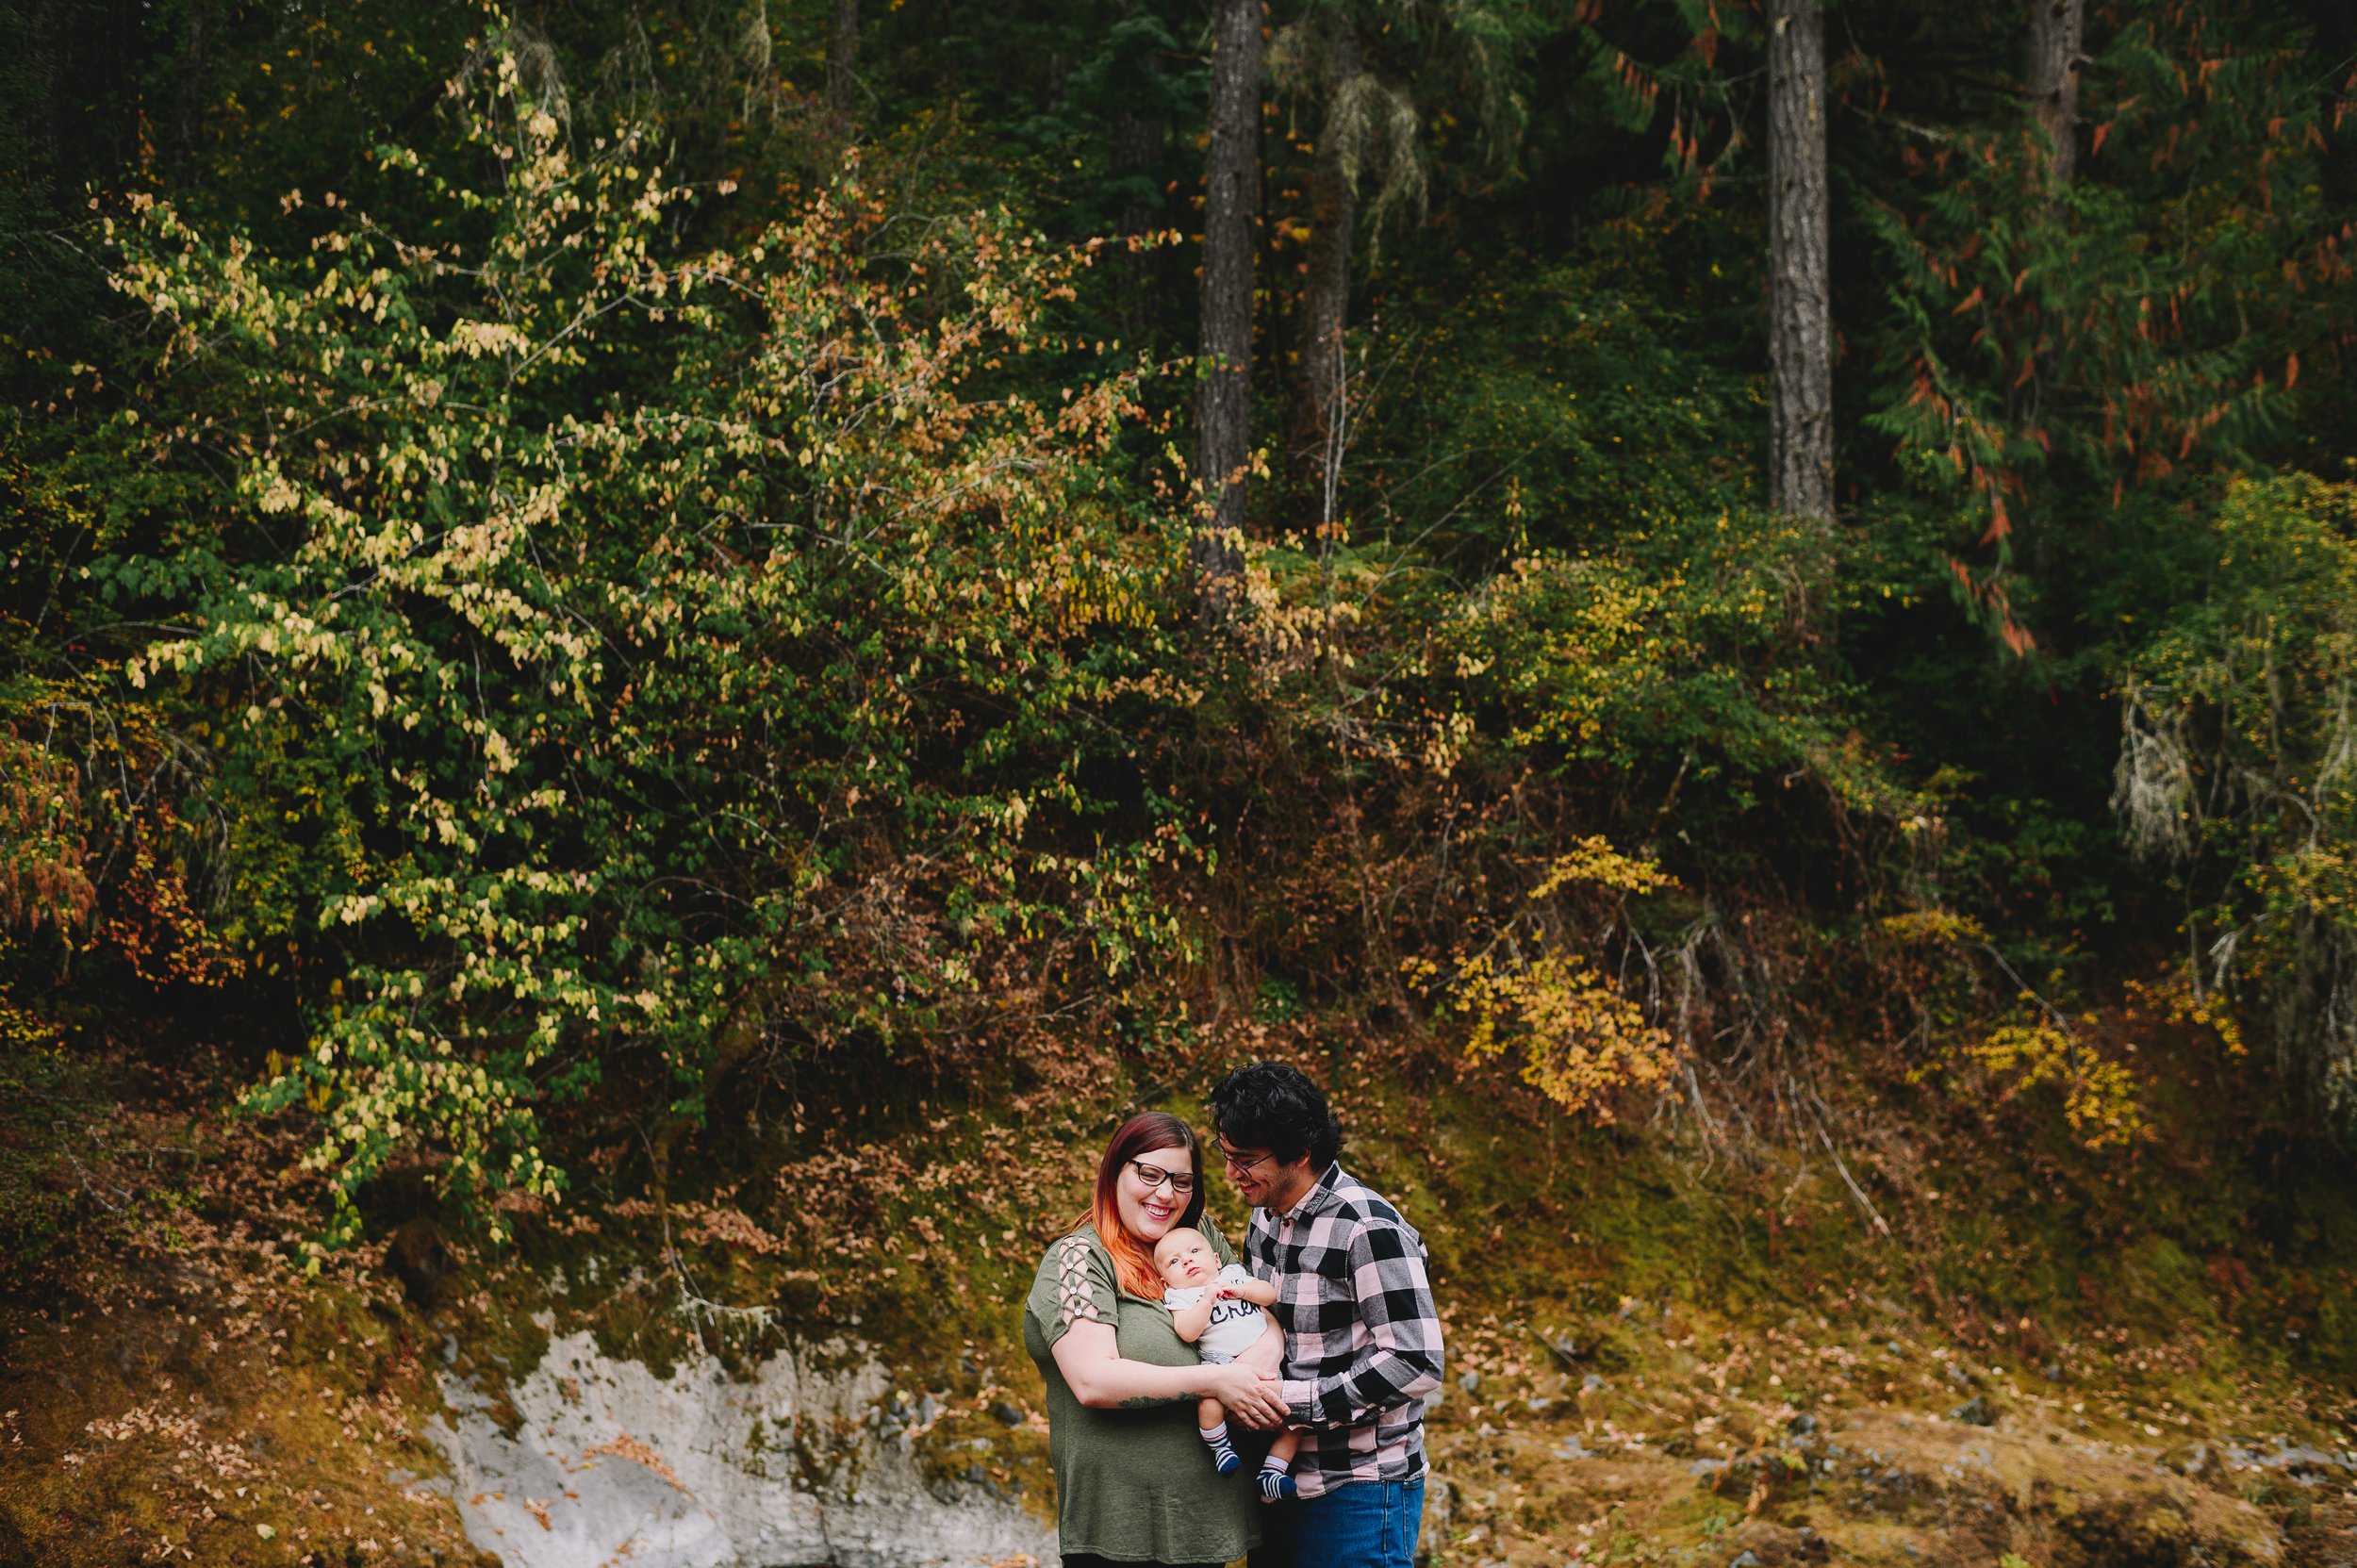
[{"xmin": 1251, "ymin": 1477, "xmax": 1426, "ymax": 1568}]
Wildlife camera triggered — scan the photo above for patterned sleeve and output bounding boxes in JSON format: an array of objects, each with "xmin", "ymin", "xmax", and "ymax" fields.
[
  {"xmin": 1025, "ymin": 1230, "xmax": 1119, "ymax": 1347},
  {"xmin": 1285, "ymin": 1216, "xmax": 1445, "ymax": 1428}
]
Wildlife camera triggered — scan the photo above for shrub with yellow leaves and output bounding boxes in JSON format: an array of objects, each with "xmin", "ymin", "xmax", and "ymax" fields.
[
  {"xmin": 1962, "ymin": 1014, "xmax": 2146, "ymax": 1151},
  {"xmin": 1413, "ymin": 838, "xmax": 1678, "ymax": 1119},
  {"xmin": 97, "ymin": 35, "xmax": 1198, "ymax": 1247}
]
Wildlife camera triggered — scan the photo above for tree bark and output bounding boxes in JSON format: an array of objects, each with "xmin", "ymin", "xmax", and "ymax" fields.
[
  {"xmin": 1108, "ymin": 108, "xmax": 1166, "ymax": 345},
  {"xmin": 1108, "ymin": 0, "xmax": 1169, "ymax": 234},
  {"xmin": 1111, "ymin": 107, "xmax": 1164, "ymax": 241},
  {"xmin": 2025, "ymin": 0, "xmax": 2085, "ymax": 187},
  {"xmin": 1107, "ymin": 3, "xmax": 1169, "ymax": 343},
  {"xmin": 1767, "ymin": 0, "xmax": 1834, "ymax": 525},
  {"xmin": 1300, "ymin": 12, "xmax": 1360, "ymax": 510},
  {"xmin": 828, "ymin": 0, "xmax": 860, "ymax": 128},
  {"xmin": 174, "ymin": 0, "xmax": 208, "ymax": 166},
  {"xmin": 1195, "ymin": 0, "xmax": 1261, "ymax": 607}
]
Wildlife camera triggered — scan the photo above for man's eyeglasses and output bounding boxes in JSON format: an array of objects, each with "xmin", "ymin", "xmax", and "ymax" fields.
[
  {"xmin": 1128, "ymin": 1159, "xmax": 1197, "ymax": 1196},
  {"xmin": 1219, "ymin": 1145, "xmax": 1277, "ymax": 1176}
]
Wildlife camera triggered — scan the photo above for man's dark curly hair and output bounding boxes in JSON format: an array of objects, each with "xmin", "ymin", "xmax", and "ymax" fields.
[{"xmin": 1208, "ymin": 1061, "xmax": 1342, "ymax": 1171}]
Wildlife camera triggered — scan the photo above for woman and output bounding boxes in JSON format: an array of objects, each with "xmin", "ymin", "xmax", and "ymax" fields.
[{"xmin": 1024, "ymin": 1112, "xmax": 1287, "ymax": 1568}]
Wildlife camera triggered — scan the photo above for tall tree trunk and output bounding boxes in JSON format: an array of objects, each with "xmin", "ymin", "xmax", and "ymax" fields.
[
  {"xmin": 1195, "ymin": 0, "xmax": 1261, "ymax": 609},
  {"xmin": 828, "ymin": 0, "xmax": 860, "ymax": 128},
  {"xmin": 174, "ymin": 0, "xmax": 208, "ymax": 166},
  {"xmin": 1300, "ymin": 12, "xmax": 1360, "ymax": 517},
  {"xmin": 2019, "ymin": 0, "xmax": 2083, "ymax": 582},
  {"xmin": 1767, "ymin": 0, "xmax": 1834, "ymax": 525},
  {"xmin": 1108, "ymin": 2, "xmax": 1169, "ymax": 345},
  {"xmin": 1111, "ymin": 110, "xmax": 1164, "ymax": 239},
  {"xmin": 2025, "ymin": 0, "xmax": 2085, "ymax": 186}
]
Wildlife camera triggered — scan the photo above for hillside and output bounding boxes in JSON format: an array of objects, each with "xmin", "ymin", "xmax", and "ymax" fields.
[{"xmin": 3, "ymin": 1016, "xmax": 2350, "ymax": 1565}]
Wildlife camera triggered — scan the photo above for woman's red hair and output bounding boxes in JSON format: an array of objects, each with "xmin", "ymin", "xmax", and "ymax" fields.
[{"xmin": 1079, "ymin": 1112, "xmax": 1206, "ymax": 1300}]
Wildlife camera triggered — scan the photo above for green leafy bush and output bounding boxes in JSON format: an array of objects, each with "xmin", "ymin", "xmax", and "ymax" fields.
[
  {"xmin": 103, "ymin": 47, "xmax": 1195, "ymax": 1243},
  {"xmin": 2116, "ymin": 473, "xmax": 2357, "ymax": 1129}
]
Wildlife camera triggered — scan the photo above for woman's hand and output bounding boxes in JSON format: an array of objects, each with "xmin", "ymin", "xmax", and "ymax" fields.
[{"xmin": 1210, "ymin": 1361, "xmax": 1287, "ymax": 1429}]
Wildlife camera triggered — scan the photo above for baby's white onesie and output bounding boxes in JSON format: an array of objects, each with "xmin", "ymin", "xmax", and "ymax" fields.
[{"xmin": 1163, "ymin": 1263, "xmax": 1271, "ymax": 1363}]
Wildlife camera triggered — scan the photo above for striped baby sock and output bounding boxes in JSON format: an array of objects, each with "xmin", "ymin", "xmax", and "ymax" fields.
[
  {"xmin": 1201, "ymin": 1421, "xmax": 1240, "ymax": 1475},
  {"xmin": 1257, "ymin": 1459, "xmax": 1296, "ymax": 1500}
]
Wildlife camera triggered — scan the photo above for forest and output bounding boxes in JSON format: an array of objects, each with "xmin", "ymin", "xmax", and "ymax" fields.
[{"xmin": 1, "ymin": 0, "xmax": 2354, "ymax": 1563}]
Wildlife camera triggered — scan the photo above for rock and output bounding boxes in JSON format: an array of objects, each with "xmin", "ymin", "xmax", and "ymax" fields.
[
  {"xmin": 1458, "ymin": 1369, "xmax": 1481, "ymax": 1395},
  {"xmin": 1947, "ymin": 1395, "xmax": 1994, "ymax": 1427},
  {"xmin": 988, "ymin": 1399, "xmax": 1026, "ymax": 1427},
  {"xmin": 428, "ymin": 1329, "xmax": 1052, "ymax": 1568},
  {"xmin": 2041, "ymin": 1362, "xmax": 2063, "ymax": 1381},
  {"xmin": 1788, "ymin": 1411, "xmax": 1819, "ymax": 1436},
  {"xmin": 1728, "ymin": 1552, "xmax": 1762, "ymax": 1568},
  {"xmin": 1831, "ymin": 1406, "xmax": 2283, "ymax": 1567},
  {"xmin": 1582, "ymin": 1373, "xmax": 1607, "ymax": 1394}
]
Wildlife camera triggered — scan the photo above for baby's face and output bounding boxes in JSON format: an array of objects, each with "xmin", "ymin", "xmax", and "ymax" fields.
[{"xmin": 1154, "ymin": 1229, "xmax": 1215, "ymax": 1289}]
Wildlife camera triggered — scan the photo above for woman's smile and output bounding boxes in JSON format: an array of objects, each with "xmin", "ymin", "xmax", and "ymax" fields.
[{"xmin": 1117, "ymin": 1148, "xmax": 1196, "ymax": 1241}]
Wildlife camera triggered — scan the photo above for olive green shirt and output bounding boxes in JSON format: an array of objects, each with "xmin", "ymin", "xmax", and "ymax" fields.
[{"xmin": 1022, "ymin": 1222, "xmax": 1260, "ymax": 1564}]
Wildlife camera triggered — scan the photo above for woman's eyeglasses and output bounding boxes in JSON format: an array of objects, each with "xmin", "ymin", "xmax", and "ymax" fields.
[{"xmin": 1127, "ymin": 1159, "xmax": 1197, "ymax": 1196}]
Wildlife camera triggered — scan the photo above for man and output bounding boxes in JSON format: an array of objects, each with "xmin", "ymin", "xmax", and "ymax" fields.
[{"xmin": 1209, "ymin": 1061, "xmax": 1444, "ymax": 1568}]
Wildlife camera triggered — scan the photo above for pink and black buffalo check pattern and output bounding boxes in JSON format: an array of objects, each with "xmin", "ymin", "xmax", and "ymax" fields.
[{"xmin": 1245, "ymin": 1164, "xmax": 1444, "ymax": 1497}]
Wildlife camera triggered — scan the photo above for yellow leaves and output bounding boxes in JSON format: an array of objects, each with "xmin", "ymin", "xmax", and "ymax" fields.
[
  {"xmin": 1409, "ymin": 831, "xmax": 1680, "ymax": 1119},
  {"xmin": 1875, "ymin": 909, "xmax": 1989, "ymax": 946},
  {"xmin": 1442, "ymin": 949, "xmax": 1674, "ymax": 1120},
  {"xmin": 1963, "ymin": 1015, "xmax": 2146, "ymax": 1149},
  {"xmin": 1530, "ymin": 836, "xmax": 1677, "ymax": 900},
  {"xmin": 445, "ymin": 320, "xmax": 530, "ymax": 357},
  {"xmin": 2124, "ymin": 973, "xmax": 2246, "ymax": 1057}
]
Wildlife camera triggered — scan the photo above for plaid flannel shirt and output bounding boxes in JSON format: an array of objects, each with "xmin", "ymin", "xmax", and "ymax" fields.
[{"xmin": 1244, "ymin": 1163, "xmax": 1443, "ymax": 1497}]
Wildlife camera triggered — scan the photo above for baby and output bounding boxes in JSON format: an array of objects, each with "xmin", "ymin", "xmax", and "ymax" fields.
[{"xmin": 1153, "ymin": 1227, "xmax": 1300, "ymax": 1500}]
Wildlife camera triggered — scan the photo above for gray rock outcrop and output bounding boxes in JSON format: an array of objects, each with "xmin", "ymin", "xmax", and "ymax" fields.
[{"xmin": 426, "ymin": 1329, "xmax": 1054, "ymax": 1568}]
